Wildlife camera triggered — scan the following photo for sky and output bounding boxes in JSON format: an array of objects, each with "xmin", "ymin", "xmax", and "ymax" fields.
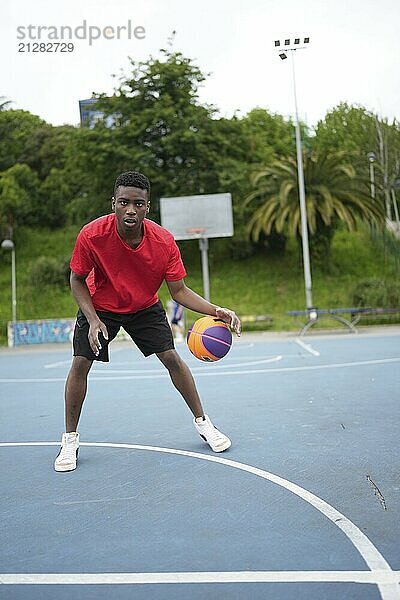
[{"xmin": 2, "ymin": 0, "xmax": 400, "ymax": 128}]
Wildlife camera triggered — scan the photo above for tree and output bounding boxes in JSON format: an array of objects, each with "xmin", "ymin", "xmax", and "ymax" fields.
[
  {"xmin": 61, "ymin": 126, "xmax": 144, "ymax": 223},
  {"xmin": 60, "ymin": 49, "xmax": 311, "ymax": 235},
  {"xmin": 374, "ymin": 117, "xmax": 400, "ymax": 222},
  {"xmin": 56, "ymin": 48, "xmax": 253, "ymax": 228},
  {"xmin": 19, "ymin": 124, "xmax": 79, "ymax": 180},
  {"xmin": 245, "ymin": 150, "xmax": 385, "ymax": 264},
  {"xmin": 314, "ymin": 103, "xmax": 376, "ymax": 158},
  {"xmin": 0, "ymin": 97, "xmax": 11, "ymax": 111},
  {"xmin": 241, "ymin": 108, "xmax": 300, "ymax": 164},
  {"xmin": 94, "ymin": 49, "xmax": 214, "ymax": 200},
  {"xmin": 233, "ymin": 108, "xmax": 309, "ymax": 249},
  {"xmin": 0, "ymin": 109, "xmax": 46, "ymax": 171},
  {"xmin": 0, "ymin": 163, "xmax": 41, "ymax": 234},
  {"xmin": 40, "ymin": 168, "xmax": 70, "ymax": 227},
  {"xmin": 93, "ymin": 49, "xmax": 253, "ymax": 213},
  {"xmin": 314, "ymin": 103, "xmax": 400, "ymax": 223}
]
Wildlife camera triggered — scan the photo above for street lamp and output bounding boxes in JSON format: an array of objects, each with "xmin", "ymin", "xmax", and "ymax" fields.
[
  {"xmin": 367, "ymin": 151, "xmax": 376, "ymax": 200},
  {"xmin": 274, "ymin": 36, "xmax": 314, "ymax": 312},
  {"xmin": 1, "ymin": 239, "xmax": 17, "ymax": 323}
]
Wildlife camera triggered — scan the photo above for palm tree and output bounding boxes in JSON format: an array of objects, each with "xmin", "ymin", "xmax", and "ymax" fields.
[
  {"xmin": 245, "ymin": 150, "xmax": 385, "ymax": 262},
  {"xmin": 0, "ymin": 97, "xmax": 11, "ymax": 111}
]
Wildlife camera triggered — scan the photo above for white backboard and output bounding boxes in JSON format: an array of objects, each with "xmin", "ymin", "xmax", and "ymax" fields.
[{"xmin": 160, "ymin": 193, "xmax": 233, "ymax": 240}]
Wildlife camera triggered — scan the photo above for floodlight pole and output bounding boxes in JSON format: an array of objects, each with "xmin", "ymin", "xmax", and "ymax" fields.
[
  {"xmin": 285, "ymin": 44, "xmax": 313, "ymax": 310},
  {"xmin": 275, "ymin": 38, "xmax": 313, "ymax": 311}
]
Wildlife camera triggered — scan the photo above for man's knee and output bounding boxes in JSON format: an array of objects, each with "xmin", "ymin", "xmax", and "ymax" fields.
[
  {"xmin": 70, "ymin": 356, "xmax": 93, "ymax": 378},
  {"xmin": 157, "ymin": 349, "xmax": 182, "ymax": 371}
]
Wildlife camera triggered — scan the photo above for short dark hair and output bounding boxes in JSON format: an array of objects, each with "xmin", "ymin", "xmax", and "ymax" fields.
[{"xmin": 114, "ymin": 171, "xmax": 151, "ymax": 196}]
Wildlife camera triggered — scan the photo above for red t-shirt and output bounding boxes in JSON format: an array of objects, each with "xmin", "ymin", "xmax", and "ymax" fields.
[{"xmin": 70, "ymin": 214, "xmax": 186, "ymax": 313}]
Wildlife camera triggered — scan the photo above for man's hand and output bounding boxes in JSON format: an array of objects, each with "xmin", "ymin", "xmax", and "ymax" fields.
[
  {"xmin": 88, "ymin": 319, "xmax": 109, "ymax": 356},
  {"xmin": 215, "ymin": 307, "xmax": 241, "ymax": 336}
]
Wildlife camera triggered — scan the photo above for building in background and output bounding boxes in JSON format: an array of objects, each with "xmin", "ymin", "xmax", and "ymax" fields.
[{"xmin": 78, "ymin": 97, "xmax": 115, "ymax": 128}]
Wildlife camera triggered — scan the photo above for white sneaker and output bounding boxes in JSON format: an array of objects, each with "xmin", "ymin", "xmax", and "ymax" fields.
[
  {"xmin": 54, "ymin": 432, "xmax": 80, "ymax": 472},
  {"xmin": 194, "ymin": 415, "xmax": 231, "ymax": 452}
]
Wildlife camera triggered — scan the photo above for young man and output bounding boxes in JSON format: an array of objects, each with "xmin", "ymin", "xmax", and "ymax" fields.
[{"xmin": 55, "ymin": 171, "xmax": 241, "ymax": 472}]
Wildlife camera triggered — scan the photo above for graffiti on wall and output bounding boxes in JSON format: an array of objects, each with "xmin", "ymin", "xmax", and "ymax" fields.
[{"xmin": 8, "ymin": 319, "xmax": 75, "ymax": 347}]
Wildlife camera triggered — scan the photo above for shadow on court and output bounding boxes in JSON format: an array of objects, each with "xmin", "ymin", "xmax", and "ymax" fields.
[{"xmin": 1, "ymin": 328, "xmax": 399, "ymax": 600}]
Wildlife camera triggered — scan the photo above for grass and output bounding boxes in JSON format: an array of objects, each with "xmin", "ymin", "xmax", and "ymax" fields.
[
  {"xmin": 178, "ymin": 229, "xmax": 400, "ymax": 331},
  {"xmin": 0, "ymin": 225, "xmax": 399, "ymax": 345},
  {"xmin": 0, "ymin": 226, "xmax": 79, "ymax": 338}
]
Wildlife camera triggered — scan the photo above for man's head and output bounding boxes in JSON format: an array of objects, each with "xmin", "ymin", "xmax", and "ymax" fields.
[
  {"xmin": 113, "ymin": 171, "xmax": 151, "ymax": 198},
  {"xmin": 112, "ymin": 171, "xmax": 151, "ymax": 237}
]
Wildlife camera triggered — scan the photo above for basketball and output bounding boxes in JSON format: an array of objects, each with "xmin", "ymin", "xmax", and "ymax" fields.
[{"xmin": 186, "ymin": 316, "xmax": 232, "ymax": 362}]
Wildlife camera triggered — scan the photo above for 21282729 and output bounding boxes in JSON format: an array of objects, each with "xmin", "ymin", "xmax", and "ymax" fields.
[{"xmin": 18, "ymin": 42, "xmax": 74, "ymax": 52}]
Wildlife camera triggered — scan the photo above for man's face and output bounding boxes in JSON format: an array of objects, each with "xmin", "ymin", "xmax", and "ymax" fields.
[{"xmin": 112, "ymin": 186, "xmax": 150, "ymax": 236}]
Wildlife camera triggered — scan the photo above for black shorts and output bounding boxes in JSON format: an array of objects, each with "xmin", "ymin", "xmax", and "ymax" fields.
[{"xmin": 73, "ymin": 300, "xmax": 174, "ymax": 362}]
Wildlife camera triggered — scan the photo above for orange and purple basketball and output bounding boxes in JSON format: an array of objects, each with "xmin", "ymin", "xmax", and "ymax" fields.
[{"xmin": 186, "ymin": 316, "xmax": 232, "ymax": 362}]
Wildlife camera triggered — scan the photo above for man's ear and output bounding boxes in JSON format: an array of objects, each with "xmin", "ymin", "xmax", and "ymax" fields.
[
  {"xmin": 146, "ymin": 202, "xmax": 150, "ymax": 213},
  {"xmin": 111, "ymin": 196, "xmax": 116, "ymax": 210}
]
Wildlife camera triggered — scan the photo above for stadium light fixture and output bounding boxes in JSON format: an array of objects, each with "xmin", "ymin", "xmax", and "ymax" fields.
[
  {"xmin": 1, "ymin": 239, "xmax": 17, "ymax": 323},
  {"xmin": 274, "ymin": 36, "xmax": 314, "ymax": 311}
]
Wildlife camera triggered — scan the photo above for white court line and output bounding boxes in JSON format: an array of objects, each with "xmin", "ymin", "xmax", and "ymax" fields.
[
  {"xmin": 1, "ymin": 570, "xmax": 399, "ymax": 585},
  {"xmin": 54, "ymin": 496, "xmax": 138, "ymax": 506},
  {"xmin": 295, "ymin": 338, "xmax": 320, "ymax": 356},
  {"xmin": 44, "ymin": 359, "xmax": 72, "ymax": 369},
  {"xmin": 91, "ymin": 356, "xmax": 283, "ymax": 374},
  {"xmin": 45, "ymin": 353, "xmax": 311, "ymax": 370},
  {"xmin": 44, "ymin": 351, "xmax": 268, "ymax": 370},
  {"xmin": 0, "ymin": 442, "xmax": 398, "ymax": 599},
  {"xmin": 2, "ymin": 356, "xmax": 400, "ymax": 383},
  {"xmin": 44, "ymin": 350, "xmax": 264, "ymax": 370},
  {"xmin": 43, "ymin": 343, "xmax": 128, "ymax": 368}
]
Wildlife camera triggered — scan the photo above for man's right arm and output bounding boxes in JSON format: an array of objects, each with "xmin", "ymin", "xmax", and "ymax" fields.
[{"xmin": 70, "ymin": 271, "xmax": 108, "ymax": 356}]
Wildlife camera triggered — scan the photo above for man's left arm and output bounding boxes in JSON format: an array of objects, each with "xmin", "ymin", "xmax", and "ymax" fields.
[{"xmin": 166, "ymin": 279, "xmax": 241, "ymax": 336}]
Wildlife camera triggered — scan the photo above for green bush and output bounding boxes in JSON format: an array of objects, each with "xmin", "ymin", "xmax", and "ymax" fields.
[
  {"xmin": 229, "ymin": 239, "xmax": 255, "ymax": 261},
  {"xmin": 352, "ymin": 279, "xmax": 400, "ymax": 307},
  {"xmin": 28, "ymin": 256, "xmax": 70, "ymax": 287}
]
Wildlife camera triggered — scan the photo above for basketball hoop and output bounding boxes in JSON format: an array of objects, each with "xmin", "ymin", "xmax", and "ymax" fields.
[
  {"xmin": 160, "ymin": 193, "xmax": 233, "ymax": 302},
  {"xmin": 186, "ymin": 227, "xmax": 207, "ymax": 238}
]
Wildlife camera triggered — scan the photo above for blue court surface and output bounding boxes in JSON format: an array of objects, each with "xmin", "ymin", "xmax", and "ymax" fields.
[{"xmin": 1, "ymin": 327, "xmax": 399, "ymax": 600}]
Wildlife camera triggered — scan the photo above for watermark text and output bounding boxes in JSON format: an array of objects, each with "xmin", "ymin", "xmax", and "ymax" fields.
[{"xmin": 16, "ymin": 20, "xmax": 146, "ymax": 46}]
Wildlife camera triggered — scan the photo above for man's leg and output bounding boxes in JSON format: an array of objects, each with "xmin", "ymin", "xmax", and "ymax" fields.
[
  {"xmin": 156, "ymin": 349, "xmax": 231, "ymax": 452},
  {"xmin": 156, "ymin": 349, "xmax": 203, "ymax": 417},
  {"xmin": 65, "ymin": 355, "xmax": 93, "ymax": 432},
  {"xmin": 54, "ymin": 356, "xmax": 93, "ymax": 472}
]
